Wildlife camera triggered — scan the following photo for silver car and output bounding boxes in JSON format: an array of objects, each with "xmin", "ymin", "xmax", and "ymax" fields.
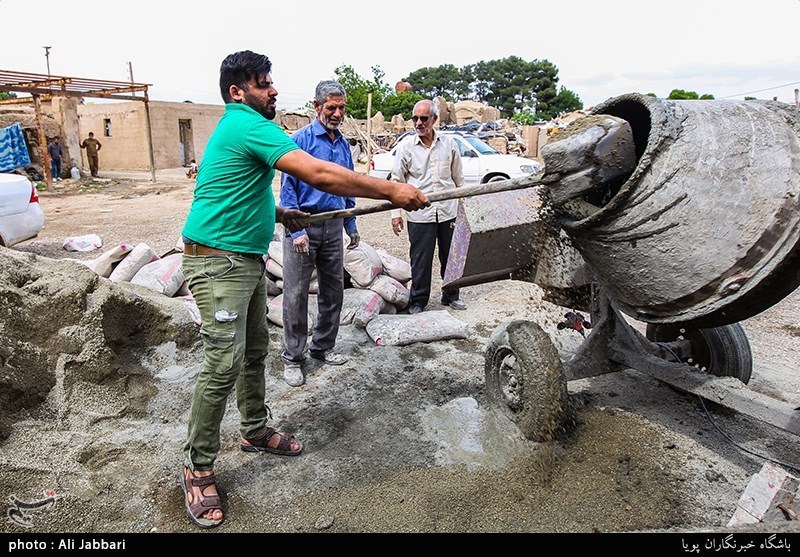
[
  {"xmin": 369, "ymin": 130, "xmax": 542, "ymax": 186},
  {"xmin": 0, "ymin": 173, "xmax": 45, "ymax": 247}
]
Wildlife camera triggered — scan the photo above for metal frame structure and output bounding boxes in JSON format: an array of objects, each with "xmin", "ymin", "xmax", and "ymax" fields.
[{"xmin": 0, "ymin": 69, "xmax": 157, "ymax": 182}]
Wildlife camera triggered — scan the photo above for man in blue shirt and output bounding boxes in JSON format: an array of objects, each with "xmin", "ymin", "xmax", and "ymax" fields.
[{"xmin": 279, "ymin": 80, "xmax": 360, "ymax": 387}]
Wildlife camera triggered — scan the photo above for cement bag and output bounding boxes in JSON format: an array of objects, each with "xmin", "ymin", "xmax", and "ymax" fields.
[
  {"xmin": 265, "ymin": 257, "xmax": 283, "ymax": 279},
  {"xmin": 83, "ymin": 243, "xmax": 134, "ymax": 277},
  {"xmin": 109, "ymin": 243, "xmax": 159, "ymax": 282},
  {"xmin": 267, "ymin": 240, "xmax": 284, "ymax": 266},
  {"xmin": 131, "ymin": 253, "xmax": 185, "ymax": 296},
  {"xmin": 179, "ymin": 295, "xmax": 201, "ymax": 326},
  {"xmin": 368, "ymin": 274, "xmax": 410, "ymax": 309},
  {"xmin": 376, "ymin": 249, "xmax": 412, "ymax": 284},
  {"xmin": 63, "ymin": 233, "xmax": 102, "ymax": 252},
  {"xmin": 344, "ymin": 241, "xmax": 383, "ymax": 287},
  {"xmin": 266, "ymin": 293, "xmax": 317, "ymax": 332},
  {"xmin": 340, "ymin": 288, "xmax": 386, "ymax": 328},
  {"xmin": 266, "ymin": 275, "xmax": 282, "ymax": 296},
  {"xmin": 175, "ymin": 281, "xmax": 192, "ymax": 297},
  {"xmin": 366, "ymin": 310, "xmax": 470, "ymax": 346}
]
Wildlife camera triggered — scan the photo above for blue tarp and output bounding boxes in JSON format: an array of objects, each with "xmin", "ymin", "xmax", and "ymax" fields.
[{"xmin": 0, "ymin": 123, "xmax": 31, "ymax": 172}]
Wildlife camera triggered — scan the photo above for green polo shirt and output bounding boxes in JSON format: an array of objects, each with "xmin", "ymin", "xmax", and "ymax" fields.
[{"xmin": 182, "ymin": 103, "xmax": 299, "ymax": 254}]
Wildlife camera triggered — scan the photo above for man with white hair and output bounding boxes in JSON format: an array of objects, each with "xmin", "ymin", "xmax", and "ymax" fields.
[
  {"xmin": 279, "ymin": 80, "xmax": 360, "ymax": 387},
  {"xmin": 390, "ymin": 99, "xmax": 466, "ymax": 314}
]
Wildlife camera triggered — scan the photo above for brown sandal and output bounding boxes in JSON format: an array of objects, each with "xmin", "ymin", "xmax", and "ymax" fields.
[
  {"xmin": 240, "ymin": 427, "xmax": 303, "ymax": 456},
  {"xmin": 179, "ymin": 466, "xmax": 224, "ymax": 529}
]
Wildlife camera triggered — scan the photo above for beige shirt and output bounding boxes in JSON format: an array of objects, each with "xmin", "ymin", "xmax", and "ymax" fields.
[{"xmin": 390, "ymin": 130, "xmax": 464, "ymax": 223}]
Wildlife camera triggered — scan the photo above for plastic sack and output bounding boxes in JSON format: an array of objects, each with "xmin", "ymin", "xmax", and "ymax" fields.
[
  {"xmin": 109, "ymin": 243, "xmax": 159, "ymax": 282},
  {"xmin": 368, "ymin": 274, "xmax": 410, "ymax": 309},
  {"xmin": 81, "ymin": 244, "xmax": 134, "ymax": 277},
  {"xmin": 376, "ymin": 249, "xmax": 412, "ymax": 284},
  {"xmin": 63, "ymin": 234, "xmax": 102, "ymax": 252},
  {"xmin": 365, "ymin": 310, "xmax": 470, "ymax": 346},
  {"xmin": 343, "ymin": 241, "xmax": 383, "ymax": 287},
  {"xmin": 266, "ymin": 293, "xmax": 317, "ymax": 332},
  {"xmin": 130, "ymin": 253, "xmax": 185, "ymax": 296},
  {"xmin": 340, "ymin": 288, "xmax": 386, "ymax": 328}
]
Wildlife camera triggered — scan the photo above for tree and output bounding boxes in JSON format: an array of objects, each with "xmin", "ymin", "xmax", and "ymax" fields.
[
  {"xmin": 667, "ymin": 89, "xmax": 714, "ymax": 100},
  {"xmin": 538, "ymin": 87, "xmax": 583, "ymax": 121},
  {"xmin": 404, "ymin": 56, "xmax": 581, "ymax": 119},
  {"xmin": 334, "ymin": 64, "xmax": 392, "ymax": 119},
  {"xmin": 381, "ymin": 90, "xmax": 424, "ymax": 121},
  {"xmin": 0, "ymin": 91, "xmax": 17, "ymax": 100},
  {"xmin": 404, "ymin": 64, "xmax": 471, "ymax": 101}
]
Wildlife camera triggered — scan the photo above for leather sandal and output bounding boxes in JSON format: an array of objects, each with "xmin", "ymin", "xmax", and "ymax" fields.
[
  {"xmin": 179, "ymin": 466, "xmax": 224, "ymax": 529},
  {"xmin": 240, "ymin": 427, "xmax": 303, "ymax": 456}
]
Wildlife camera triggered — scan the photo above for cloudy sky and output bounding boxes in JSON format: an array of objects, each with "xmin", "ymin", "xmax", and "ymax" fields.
[{"xmin": 2, "ymin": 0, "xmax": 798, "ymax": 111}]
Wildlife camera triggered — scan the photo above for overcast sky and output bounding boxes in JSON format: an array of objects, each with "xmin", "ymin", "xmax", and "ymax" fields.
[{"xmin": 2, "ymin": 0, "xmax": 798, "ymax": 112}]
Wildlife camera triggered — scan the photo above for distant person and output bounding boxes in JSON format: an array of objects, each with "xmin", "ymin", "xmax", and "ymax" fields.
[
  {"xmin": 279, "ymin": 80, "xmax": 359, "ymax": 387},
  {"xmin": 178, "ymin": 50, "xmax": 428, "ymax": 529},
  {"xmin": 80, "ymin": 132, "xmax": 102, "ymax": 177},
  {"xmin": 390, "ymin": 99, "xmax": 466, "ymax": 314},
  {"xmin": 47, "ymin": 136, "xmax": 62, "ymax": 182},
  {"xmin": 186, "ymin": 159, "xmax": 198, "ymax": 179}
]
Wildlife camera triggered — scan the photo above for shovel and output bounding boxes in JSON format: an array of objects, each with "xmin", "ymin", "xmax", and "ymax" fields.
[{"xmin": 294, "ymin": 114, "xmax": 637, "ymax": 226}]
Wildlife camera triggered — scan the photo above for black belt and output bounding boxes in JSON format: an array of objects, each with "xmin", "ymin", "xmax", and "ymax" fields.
[{"xmin": 184, "ymin": 243, "xmax": 263, "ymax": 261}]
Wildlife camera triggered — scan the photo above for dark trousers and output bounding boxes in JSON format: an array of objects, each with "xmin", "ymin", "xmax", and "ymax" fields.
[
  {"xmin": 407, "ymin": 219, "xmax": 459, "ymax": 308},
  {"xmin": 88, "ymin": 155, "xmax": 99, "ymax": 176},
  {"xmin": 281, "ymin": 219, "xmax": 345, "ymax": 363},
  {"xmin": 51, "ymin": 158, "xmax": 61, "ymax": 179}
]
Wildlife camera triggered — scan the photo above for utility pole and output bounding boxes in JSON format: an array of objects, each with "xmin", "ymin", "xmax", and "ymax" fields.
[
  {"xmin": 43, "ymin": 46, "xmax": 51, "ymax": 76},
  {"xmin": 128, "ymin": 61, "xmax": 136, "ymax": 97}
]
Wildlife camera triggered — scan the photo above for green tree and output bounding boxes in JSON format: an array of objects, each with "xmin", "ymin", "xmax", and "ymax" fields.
[
  {"xmin": 667, "ymin": 89, "xmax": 714, "ymax": 100},
  {"xmin": 668, "ymin": 89, "xmax": 699, "ymax": 100},
  {"xmin": 381, "ymin": 90, "xmax": 425, "ymax": 120},
  {"xmin": 0, "ymin": 91, "xmax": 17, "ymax": 100},
  {"xmin": 404, "ymin": 64, "xmax": 472, "ymax": 100},
  {"xmin": 537, "ymin": 87, "xmax": 583, "ymax": 121},
  {"xmin": 403, "ymin": 56, "xmax": 580, "ymax": 119},
  {"xmin": 334, "ymin": 64, "xmax": 391, "ymax": 119}
]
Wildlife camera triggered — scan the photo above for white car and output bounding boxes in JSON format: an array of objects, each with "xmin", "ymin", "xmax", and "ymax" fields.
[
  {"xmin": 369, "ymin": 130, "xmax": 542, "ymax": 186},
  {"xmin": 0, "ymin": 173, "xmax": 45, "ymax": 247}
]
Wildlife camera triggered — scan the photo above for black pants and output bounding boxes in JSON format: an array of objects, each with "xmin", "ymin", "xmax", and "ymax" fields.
[{"xmin": 407, "ymin": 219, "xmax": 459, "ymax": 308}]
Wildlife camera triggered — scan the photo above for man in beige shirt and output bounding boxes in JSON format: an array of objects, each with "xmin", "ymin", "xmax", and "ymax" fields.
[{"xmin": 390, "ymin": 99, "xmax": 466, "ymax": 313}]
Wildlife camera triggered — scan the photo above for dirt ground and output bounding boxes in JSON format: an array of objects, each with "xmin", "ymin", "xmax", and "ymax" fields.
[{"xmin": 1, "ymin": 167, "xmax": 799, "ymax": 537}]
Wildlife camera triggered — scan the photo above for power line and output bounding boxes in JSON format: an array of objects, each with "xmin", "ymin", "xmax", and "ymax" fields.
[{"xmin": 720, "ymin": 80, "xmax": 800, "ymax": 99}]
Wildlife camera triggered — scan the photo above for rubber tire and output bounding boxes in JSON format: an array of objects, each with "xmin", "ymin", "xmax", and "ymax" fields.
[
  {"xmin": 645, "ymin": 322, "xmax": 753, "ymax": 384},
  {"xmin": 485, "ymin": 174, "xmax": 510, "ymax": 183},
  {"xmin": 485, "ymin": 320, "xmax": 571, "ymax": 442}
]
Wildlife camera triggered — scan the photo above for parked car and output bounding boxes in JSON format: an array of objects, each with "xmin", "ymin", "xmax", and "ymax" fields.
[
  {"xmin": 369, "ymin": 130, "xmax": 542, "ymax": 186},
  {"xmin": 0, "ymin": 173, "xmax": 44, "ymax": 247}
]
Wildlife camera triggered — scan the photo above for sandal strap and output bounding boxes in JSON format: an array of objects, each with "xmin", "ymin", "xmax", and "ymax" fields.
[
  {"xmin": 184, "ymin": 469, "xmax": 222, "ymax": 518},
  {"xmin": 190, "ymin": 474, "xmax": 217, "ymax": 488},
  {"xmin": 244, "ymin": 427, "xmax": 296, "ymax": 451},
  {"xmin": 273, "ymin": 432, "xmax": 296, "ymax": 452}
]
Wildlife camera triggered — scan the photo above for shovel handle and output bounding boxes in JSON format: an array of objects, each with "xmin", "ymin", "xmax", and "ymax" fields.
[{"xmin": 295, "ymin": 172, "xmax": 543, "ymax": 225}]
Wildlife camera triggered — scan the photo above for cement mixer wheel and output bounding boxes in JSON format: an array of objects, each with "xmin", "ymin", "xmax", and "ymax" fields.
[
  {"xmin": 484, "ymin": 320, "xmax": 572, "ymax": 442},
  {"xmin": 645, "ymin": 323, "xmax": 753, "ymax": 384}
]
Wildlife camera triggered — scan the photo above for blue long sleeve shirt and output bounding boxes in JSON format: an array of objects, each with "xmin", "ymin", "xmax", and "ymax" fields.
[{"xmin": 280, "ymin": 119, "xmax": 357, "ymax": 239}]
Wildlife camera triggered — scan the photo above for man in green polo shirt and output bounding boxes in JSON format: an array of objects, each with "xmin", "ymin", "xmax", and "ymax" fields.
[{"xmin": 178, "ymin": 50, "xmax": 428, "ymax": 529}]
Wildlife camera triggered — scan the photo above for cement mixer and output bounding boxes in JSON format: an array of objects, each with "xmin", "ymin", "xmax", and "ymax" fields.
[{"xmin": 444, "ymin": 93, "xmax": 800, "ymax": 441}]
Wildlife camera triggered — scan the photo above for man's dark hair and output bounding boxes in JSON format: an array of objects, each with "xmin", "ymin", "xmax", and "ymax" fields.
[{"xmin": 219, "ymin": 50, "xmax": 272, "ymax": 103}]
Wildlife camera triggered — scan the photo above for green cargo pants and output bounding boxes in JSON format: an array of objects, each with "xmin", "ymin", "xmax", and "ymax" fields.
[{"xmin": 181, "ymin": 253, "xmax": 271, "ymax": 470}]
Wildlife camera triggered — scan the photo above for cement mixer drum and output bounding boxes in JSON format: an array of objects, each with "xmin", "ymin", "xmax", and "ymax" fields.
[{"xmin": 551, "ymin": 93, "xmax": 800, "ymax": 328}]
